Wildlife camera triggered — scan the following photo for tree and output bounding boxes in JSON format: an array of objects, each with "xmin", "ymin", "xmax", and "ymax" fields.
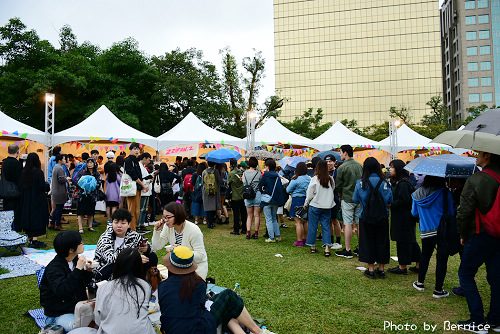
[
  {"xmin": 422, "ymin": 95, "xmax": 451, "ymax": 130},
  {"xmin": 389, "ymin": 106, "xmax": 412, "ymax": 125},
  {"xmin": 361, "ymin": 122, "xmax": 389, "ymax": 141},
  {"xmin": 279, "ymin": 108, "xmax": 332, "ymax": 139},
  {"xmin": 340, "ymin": 119, "xmax": 364, "ymax": 135},
  {"xmin": 463, "ymin": 104, "xmax": 489, "ymax": 125}
]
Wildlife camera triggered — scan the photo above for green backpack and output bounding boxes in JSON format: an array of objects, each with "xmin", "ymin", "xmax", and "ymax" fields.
[{"xmin": 204, "ymin": 169, "xmax": 217, "ymax": 195}]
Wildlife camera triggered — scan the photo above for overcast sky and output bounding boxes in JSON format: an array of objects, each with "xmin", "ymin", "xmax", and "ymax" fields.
[{"xmin": 0, "ymin": 0, "xmax": 275, "ymax": 104}]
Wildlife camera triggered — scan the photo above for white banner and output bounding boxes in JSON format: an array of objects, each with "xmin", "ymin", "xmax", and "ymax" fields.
[{"xmin": 160, "ymin": 143, "xmax": 199, "ymax": 157}]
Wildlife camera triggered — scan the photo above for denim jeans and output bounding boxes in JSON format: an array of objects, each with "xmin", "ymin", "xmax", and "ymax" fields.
[
  {"xmin": 45, "ymin": 313, "xmax": 74, "ymax": 332},
  {"xmin": 51, "ymin": 204, "xmax": 64, "ymax": 226},
  {"xmin": 137, "ymin": 196, "xmax": 149, "ymax": 227},
  {"xmin": 306, "ymin": 206, "xmax": 332, "ymax": 247},
  {"xmin": 263, "ymin": 204, "xmax": 280, "ymax": 239},
  {"xmin": 459, "ymin": 232, "xmax": 500, "ymax": 324}
]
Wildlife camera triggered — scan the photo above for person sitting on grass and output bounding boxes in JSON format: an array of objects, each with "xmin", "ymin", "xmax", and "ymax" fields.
[
  {"xmin": 92, "ymin": 208, "xmax": 158, "ymax": 289},
  {"xmin": 158, "ymin": 246, "xmax": 277, "ymax": 334},
  {"xmin": 39, "ymin": 230, "xmax": 92, "ymax": 332}
]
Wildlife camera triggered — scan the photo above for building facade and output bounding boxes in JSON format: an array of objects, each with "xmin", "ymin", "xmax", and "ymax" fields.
[
  {"xmin": 441, "ymin": 0, "xmax": 499, "ymax": 125},
  {"xmin": 274, "ymin": 0, "xmax": 442, "ymax": 127}
]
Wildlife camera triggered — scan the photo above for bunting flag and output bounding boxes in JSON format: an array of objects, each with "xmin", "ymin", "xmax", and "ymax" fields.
[
  {"xmin": 205, "ymin": 140, "xmax": 209, "ymax": 143},
  {"xmin": 221, "ymin": 140, "xmax": 225, "ymax": 145},
  {"xmin": 2, "ymin": 130, "xmax": 8, "ymax": 135},
  {"xmin": 111, "ymin": 138, "xmax": 119, "ymax": 144},
  {"xmin": 21, "ymin": 133, "xmax": 28, "ymax": 139},
  {"xmin": 76, "ymin": 142, "xmax": 82, "ymax": 149},
  {"xmin": 12, "ymin": 131, "xmax": 19, "ymax": 136},
  {"xmin": 131, "ymin": 138, "xmax": 136, "ymax": 143},
  {"xmin": 261, "ymin": 141, "xmax": 266, "ymax": 146}
]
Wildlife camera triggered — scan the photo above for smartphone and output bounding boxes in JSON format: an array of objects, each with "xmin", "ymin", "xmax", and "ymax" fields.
[{"xmin": 141, "ymin": 238, "xmax": 148, "ymax": 247}]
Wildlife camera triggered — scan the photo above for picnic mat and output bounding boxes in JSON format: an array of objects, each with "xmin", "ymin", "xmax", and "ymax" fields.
[
  {"xmin": 23, "ymin": 245, "xmax": 96, "ymax": 267},
  {"xmin": 0, "ymin": 255, "xmax": 43, "ymax": 280}
]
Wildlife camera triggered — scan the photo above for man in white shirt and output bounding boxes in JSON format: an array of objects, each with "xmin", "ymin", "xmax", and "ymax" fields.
[{"xmin": 137, "ymin": 153, "xmax": 153, "ymax": 233}]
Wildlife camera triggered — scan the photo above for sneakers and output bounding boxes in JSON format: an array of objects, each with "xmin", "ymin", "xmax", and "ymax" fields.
[
  {"xmin": 364, "ymin": 269, "xmax": 376, "ymax": 279},
  {"xmin": 280, "ymin": 223, "xmax": 288, "ymax": 228},
  {"xmin": 456, "ymin": 319, "xmax": 489, "ymax": 334},
  {"xmin": 409, "ymin": 266, "xmax": 419, "ymax": 274},
  {"xmin": 374, "ymin": 268, "xmax": 386, "ymax": 279},
  {"xmin": 453, "ymin": 286, "xmax": 465, "ymax": 297},
  {"xmin": 293, "ymin": 240, "xmax": 304, "ymax": 247},
  {"xmin": 433, "ymin": 290, "xmax": 449, "ymax": 298},
  {"xmin": 331, "ymin": 242, "xmax": 342, "ymax": 250},
  {"xmin": 276, "ymin": 236, "xmax": 282, "ymax": 242},
  {"xmin": 260, "ymin": 328, "xmax": 276, "ymax": 334},
  {"xmin": 335, "ymin": 249, "xmax": 353, "ymax": 258},
  {"xmin": 488, "ymin": 322, "xmax": 500, "ymax": 333},
  {"xmin": 251, "ymin": 234, "xmax": 259, "ymax": 239},
  {"xmin": 230, "ymin": 231, "xmax": 240, "ymax": 235},
  {"xmin": 29, "ymin": 240, "xmax": 47, "ymax": 249},
  {"xmin": 265, "ymin": 238, "xmax": 276, "ymax": 243},
  {"xmin": 207, "ymin": 224, "xmax": 215, "ymax": 229},
  {"xmin": 38, "ymin": 324, "xmax": 64, "ymax": 334},
  {"xmin": 413, "ymin": 281, "xmax": 425, "ymax": 291},
  {"xmin": 352, "ymin": 247, "xmax": 359, "ymax": 256},
  {"xmin": 388, "ymin": 266, "xmax": 408, "ymax": 275},
  {"xmin": 246, "ymin": 234, "xmax": 251, "ymax": 239}
]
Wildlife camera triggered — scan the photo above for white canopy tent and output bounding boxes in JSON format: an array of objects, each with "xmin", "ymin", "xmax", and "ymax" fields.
[
  {"xmin": 0, "ymin": 110, "xmax": 47, "ymax": 144},
  {"xmin": 313, "ymin": 121, "xmax": 379, "ymax": 151},
  {"xmin": 157, "ymin": 112, "xmax": 245, "ymax": 151},
  {"xmin": 53, "ymin": 105, "xmax": 158, "ymax": 148},
  {"xmin": 247, "ymin": 117, "xmax": 315, "ymax": 147},
  {"xmin": 378, "ymin": 124, "xmax": 454, "ymax": 152}
]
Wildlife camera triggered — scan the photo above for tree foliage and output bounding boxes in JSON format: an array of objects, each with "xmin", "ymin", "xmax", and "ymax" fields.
[{"xmin": 279, "ymin": 108, "xmax": 332, "ymax": 139}]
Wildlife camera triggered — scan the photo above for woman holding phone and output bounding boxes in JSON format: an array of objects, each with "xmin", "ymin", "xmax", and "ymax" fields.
[
  {"xmin": 92, "ymin": 208, "xmax": 158, "ymax": 288},
  {"xmin": 151, "ymin": 202, "xmax": 208, "ymax": 280}
]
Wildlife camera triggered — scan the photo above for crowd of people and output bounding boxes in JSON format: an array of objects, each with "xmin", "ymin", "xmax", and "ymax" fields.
[{"xmin": 1, "ymin": 141, "xmax": 500, "ymax": 334}]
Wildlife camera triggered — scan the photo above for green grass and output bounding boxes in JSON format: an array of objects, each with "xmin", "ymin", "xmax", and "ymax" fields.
[
  {"xmin": 0, "ymin": 267, "xmax": 9, "ymax": 275},
  {"xmin": 0, "ymin": 212, "xmax": 490, "ymax": 334}
]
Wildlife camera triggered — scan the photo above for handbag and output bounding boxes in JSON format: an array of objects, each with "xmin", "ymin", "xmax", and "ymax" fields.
[
  {"xmin": 96, "ymin": 189, "xmax": 106, "ymax": 202},
  {"xmin": 154, "ymin": 175, "xmax": 161, "ymax": 194},
  {"xmin": 120, "ymin": 170, "xmax": 137, "ymax": 197},
  {"xmin": 437, "ymin": 189, "xmax": 461, "ymax": 256},
  {"xmin": 0, "ymin": 176, "xmax": 20, "ymax": 199},
  {"xmin": 261, "ymin": 177, "xmax": 279, "ymax": 204},
  {"xmin": 73, "ymin": 298, "xmax": 96, "ymax": 328},
  {"xmin": 294, "ymin": 205, "xmax": 308, "ymax": 220}
]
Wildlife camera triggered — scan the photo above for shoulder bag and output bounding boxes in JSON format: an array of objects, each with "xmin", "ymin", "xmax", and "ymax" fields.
[
  {"xmin": 120, "ymin": 169, "xmax": 137, "ymax": 197},
  {"xmin": 261, "ymin": 176, "xmax": 279, "ymax": 204}
]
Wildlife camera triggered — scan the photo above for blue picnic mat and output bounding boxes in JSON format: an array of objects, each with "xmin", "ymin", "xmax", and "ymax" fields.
[{"xmin": 0, "ymin": 255, "xmax": 42, "ymax": 280}]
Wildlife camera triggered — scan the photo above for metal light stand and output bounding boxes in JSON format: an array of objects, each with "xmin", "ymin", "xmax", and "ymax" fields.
[
  {"xmin": 389, "ymin": 119, "xmax": 399, "ymax": 161},
  {"xmin": 44, "ymin": 93, "xmax": 55, "ymax": 180},
  {"xmin": 246, "ymin": 110, "xmax": 256, "ymax": 154}
]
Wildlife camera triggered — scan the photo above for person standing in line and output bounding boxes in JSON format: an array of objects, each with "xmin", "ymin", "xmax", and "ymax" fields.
[
  {"xmin": 115, "ymin": 155, "xmax": 126, "ymax": 209},
  {"xmin": 335, "ymin": 144, "xmax": 363, "ymax": 258},
  {"xmin": 137, "ymin": 153, "xmax": 153, "ymax": 233},
  {"xmin": 243, "ymin": 157, "xmax": 262, "ymax": 239},
  {"xmin": 180, "ymin": 159, "xmax": 196, "ymax": 217},
  {"xmin": 47, "ymin": 146, "xmax": 62, "ymax": 223},
  {"xmin": 227, "ymin": 159, "xmax": 247, "ymax": 235},
  {"xmin": 105, "ymin": 162, "xmax": 121, "ymax": 224},
  {"xmin": 124, "ymin": 143, "xmax": 149, "ymax": 231},
  {"xmin": 286, "ymin": 162, "xmax": 310, "ymax": 247},
  {"xmin": 457, "ymin": 151, "xmax": 500, "ymax": 332},
  {"xmin": 325, "ymin": 154, "xmax": 343, "ymax": 250},
  {"xmin": 76, "ymin": 158, "xmax": 101, "ymax": 234},
  {"xmin": 1, "ymin": 144, "xmax": 22, "ymax": 213},
  {"xmin": 103, "ymin": 151, "xmax": 115, "ymax": 175},
  {"xmin": 49, "ymin": 154, "xmax": 70, "ymax": 231},
  {"xmin": 202, "ymin": 161, "xmax": 222, "ymax": 229},
  {"xmin": 217, "ymin": 163, "xmax": 230, "ymax": 224},
  {"xmin": 190, "ymin": 162, "xmax": 208, "ymax": 225}
]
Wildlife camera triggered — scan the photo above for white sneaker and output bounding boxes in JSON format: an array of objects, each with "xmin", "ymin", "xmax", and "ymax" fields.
[
  {"xmin": 261, "ymin": 329, "xmax": 277, "ymax": 334},
  {"xmin": 203, "ymin": 220, "xmax": 207, "ymax": 225},
  {"xmin": 194, "ymin": 220, "xmax": 199, "ymax": 225},
  {"xmin": 331, "ymin": 242, "xmax": 342, "ymax": 250}
]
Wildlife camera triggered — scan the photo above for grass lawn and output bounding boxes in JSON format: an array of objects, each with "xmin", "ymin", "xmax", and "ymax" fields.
[{"xmin": 0, "ymin": 212, "xmax": 491, "ymax": 334}]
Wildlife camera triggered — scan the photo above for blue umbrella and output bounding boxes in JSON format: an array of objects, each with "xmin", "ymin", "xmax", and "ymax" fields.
[
  {"xmin": 277, "ymin": 156, "xmax": 310, "ymax": 169},
  {"xmin": 404, "ymin": 154, "xmax": 478, "ymax": 178},
  {"xmin": 312, "ymin": 150, "xmax": 342, "ymax": 161},
  {"xmin": 206, "ymin": 148, "xmax": 242, "ymax": 163}
]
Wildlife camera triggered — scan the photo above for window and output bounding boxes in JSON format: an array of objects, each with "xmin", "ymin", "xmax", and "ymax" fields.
[
  {"xmin": 468, "ymin": 62, "xmax": 479, "ymax": 71},
  {"xmin": 481, "ymin": 77, "xmax": 492, "ymax": 86},
  {"xmin": 465, "ymin": 0, "xmax": 475, "ymax": 9},
  {"xmin": 467, "ymin": 31, "xmax": 478, "ymax": 40},
  {"xmin": 481, "ymin": 61, "xmax": 492, "ymax": 70},
  {"xmin": 482, "ymin": 93, "xmax": 493, "ymax": 102},
  {"xmin": 478, "ymin": 15, "xmax": 489, "ymax": 24},
  {"xmin": 469, "ymin": 94, "xmax": 480, "ymax": 102},
  {"xmin": 480, "ymin": 45, "xmax": 491, "ymax": 55},
  {"xmin": 479, "ymin": 30, "xmax": 490, "ymax": 39},
  {"xmin": 466, "ymin": 16, "xmax": 477, "ymax": 25},
  {"xmin": 469, "ymin": 78, "xmax": 479, "ymax": 86},
  {"xmin": 467, "ymin": 47, "xmax": 478, "ymax": 55},
  {"xmin": 478, "ymin": 0, "xmax": 488, "ymax": 8}
]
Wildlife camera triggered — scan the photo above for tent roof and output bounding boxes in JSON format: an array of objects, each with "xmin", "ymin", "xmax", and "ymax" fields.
[
  {"xmin": 378, "ymin": 124, "xmax": 452, "ymax": 151},
  {"xmin": 313, "ymin": 121, "xmax": 379, "ymax": 150},
  {"xmin": 53, "ymin": 105, "xmax": 158, "ymax": 148},
  {"xmin": 157, "ymin": 112, "xmax": 245, "ymax": 151},
  {"xmin": 0, "ymin": 110, "xmax": 46, "ymax": 144},
  {"xmin": 248, "ymin": 117, "xmax": 315, "ymax": 147}
]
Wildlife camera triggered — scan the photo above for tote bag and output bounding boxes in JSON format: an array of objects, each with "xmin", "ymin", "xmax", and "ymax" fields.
[{"xmin": 120, "ymin": 170, "xmax": 137, "ymax": 197}]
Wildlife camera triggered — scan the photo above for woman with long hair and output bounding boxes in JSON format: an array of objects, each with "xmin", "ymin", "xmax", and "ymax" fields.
[
  {"xmin": 105, "ymin": 162, "xmax": 121, "ymax": 224},
  {"xmin": 411, "ymin": 175, "xmax": 454, "ymax": 298},
  {"xmin": 243, "ymin": 157, "xmax": 262, "ymax": 239},
  {"xmin": 15, "ymin": 153, "xmax": 49, "ymax": 248},
  {"xmin": 352, "ymin": 157, "xmax": 393, "ymax": 279},
  {"xmin": 216, "ymin": 163, "xmax": 229, "ymax": 224},
  {"xmin": 155, "ymin": 162, "xmax": 181, "ymax": 208},
  {"xmin": 286, "ymin": 162, "xmax": 311, "ymax": 247},
  {"xmin": 158, "ymin": 246, "xmax": 276, "ymax": 334},
  {"xmin": 76, "ymin": 158, "xmax": 101, "ymax": 233},
  {"xmin": 304, "ymin": 160, "xmax": 335, "ymax": 256},
  {"xmin": 387, "ymin": 159, "xmax": 421, "ymax": 275},
  {"xmin": 115, "ymin": 155, "xmax": 126, "ymax": 209},
  {"xmin": 190, "ymin": 162, "xmax": 207, "ymax": 225}
]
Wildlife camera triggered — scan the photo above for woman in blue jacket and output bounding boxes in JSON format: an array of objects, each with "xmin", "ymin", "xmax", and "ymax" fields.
[
  {"xmin": 258, "ymin": 159, "xmax": 286, "ymax": 243},
  {"xmin": 411, "ymin": 175, "xmax": 454, "ymax": 298},
  {"xmin": 286, "ymin": 162, "xmax": 311, "ymax": 247},
  {"xmin": 352, "ymin": 157, "xmax": 393, "ymax": 279}
]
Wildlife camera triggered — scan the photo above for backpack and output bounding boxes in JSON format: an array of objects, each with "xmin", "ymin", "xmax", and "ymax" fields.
[
  {"xmin": 160, "ymin": 179, "xmax": 173, "ymax": 196},
  {"xmin": 475, "ymin": 169, "xmax": 500, "ymax": 238},
  {"xmin": 242, "ymin": 172, "xmax": 257, "ymax": 200},
  {"xmin": 183, "ymin": 174, "xmax": 194, "ymax": 193},
  {"xmin": 364, "ymin": 178, "xmax": 388, "ymax": 225},
  {"xmin": 72, "ymin": 162, "xmax": 86, "ymax": 184},
  {"xmin": 437, "ymin": 188, "xmax": 461, "ymax": 256},
  {"xmin": 191, "ymin": 173, "xmax": 203, "ymax": 202},
  {"xmin": 204, "ymin": 169, "xmax": 217, "ymax": 195}
]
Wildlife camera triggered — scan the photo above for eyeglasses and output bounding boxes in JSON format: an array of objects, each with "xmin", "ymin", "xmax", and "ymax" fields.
[{"xmin": 162, "ymin": 215, "xmax": 175, "ymax": 220}]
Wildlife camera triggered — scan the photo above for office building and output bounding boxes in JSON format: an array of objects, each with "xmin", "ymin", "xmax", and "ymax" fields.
[{"xmin": 274, "ymin": 0, "xmax": 442, "ymax": 127}]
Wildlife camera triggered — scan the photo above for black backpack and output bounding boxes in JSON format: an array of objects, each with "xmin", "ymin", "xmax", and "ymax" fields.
[
  {"xmin": 160, "ymin": 179, "xmax": 173, "ymax": 196},
  {"xmin": 364, "ymin": 178, "xmax": 388, "ymax": 225},
  {"xmin": 437, "ymin": 189, "xmax": 461, "ymax": 256},
  {"xmin": 242, "ymin": 172, "xmax": 257, "ymax": 200}
]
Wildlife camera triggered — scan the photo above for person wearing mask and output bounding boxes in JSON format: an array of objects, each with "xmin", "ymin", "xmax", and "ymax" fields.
[
  {"xmin": 124, "ymin": 143, "xmax": 149, "ymax": 231},
  {"xmin": 138, "ymin": 153, "xmax": 153, "ymax": 233},
  {"xmin": 411, "ymin": 175, "xmax": 454, "ymax": 298},
  {"xmin": 325, "ymin": 154, "xmax": 343, "ymax": 250},
  {"xmin": 243, "ymin": 157, "xmax": 262, "ymax": 239},
  {"xmin": 352, "ymin": 157, "xmax": 393, "ymax": 279},
  {"xmin": 387, "ymin": 159, "xmax": 420, "ymax": 275},
  {"xmin": 1, "ymin": 144, "xmax": 22, "ymax": 213},
  {"xmin": 286, "ymin": 162, "xmax": 311, "ymax": 247},
  {"xmin": 335, "ymin": 144, "xmax": 363, "ymax": 258},
  {"xmin": 258, "ymin": 159, "xmax": 286, "ymax": 243},
  {"xmin": 202, "ymin": 161, "xmax": 222, "ymax": 229},
  {"xmin": 227, "ymin": 159, "xmax": 247, "ymax": 235},
  {"xmin": 49, "ymin": 154, "xmax": 70, "ymax": 231}
]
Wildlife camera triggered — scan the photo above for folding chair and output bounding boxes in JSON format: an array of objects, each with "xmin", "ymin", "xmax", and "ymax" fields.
[{"xmin": 0, "ymin": 210, "xmax": 27, "ymax": 257}]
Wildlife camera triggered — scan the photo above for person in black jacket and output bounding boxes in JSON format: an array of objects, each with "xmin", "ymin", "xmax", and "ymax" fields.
[
  {"xmin": 40, "ymin": 230, "xmax": 92, "ymax": 332},
  {"xmin": 1, "ymin": 144, "xmax": 22, "ymax": 211},
  {"xmin": 124, "ymin": 143, "xmax": 149, "ymax": 231},
  {"xmin": 387, "ymin": 159, "xmax": 421, "ymax": 275}
]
